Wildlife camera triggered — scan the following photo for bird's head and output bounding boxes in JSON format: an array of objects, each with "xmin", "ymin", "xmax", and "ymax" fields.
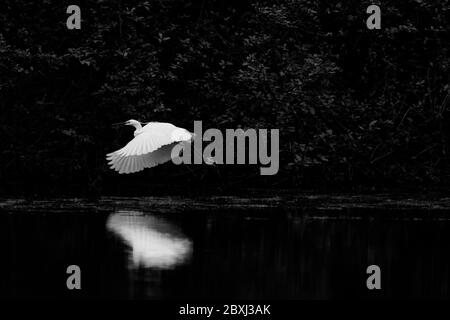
[
  {"xmin": 125, "ymin": 119, "xmax": 141, "ymax": 127},
  {"xmin": 112, "ymin": 119, "xmax": 142, "ymax": 128}
]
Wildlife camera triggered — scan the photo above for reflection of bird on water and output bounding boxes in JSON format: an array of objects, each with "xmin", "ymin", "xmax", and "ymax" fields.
[{"xmin": 106, "ymin": 211, "xmax": 192, "ymax": 269}]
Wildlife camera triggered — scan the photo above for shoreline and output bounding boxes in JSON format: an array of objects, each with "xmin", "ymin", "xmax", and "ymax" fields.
[{"xmin": 2, "ymin": 193, "xmax": 450, "ymax": 215}]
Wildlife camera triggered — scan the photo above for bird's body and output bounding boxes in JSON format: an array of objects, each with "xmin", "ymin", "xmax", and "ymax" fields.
[{"xmin": 107, "ymin": 120, "xmax": 193, "ymax": 174}]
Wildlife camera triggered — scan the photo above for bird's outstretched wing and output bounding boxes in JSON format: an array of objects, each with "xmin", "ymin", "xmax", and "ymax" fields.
[{"xmin": 106, "ymin": 123, "xmax": 192, "ymax": 174}]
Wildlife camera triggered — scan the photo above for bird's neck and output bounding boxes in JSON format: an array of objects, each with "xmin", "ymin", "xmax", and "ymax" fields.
[{"xmin": 132, "ymin": 122, "xmax": 143, "ymax": 136}]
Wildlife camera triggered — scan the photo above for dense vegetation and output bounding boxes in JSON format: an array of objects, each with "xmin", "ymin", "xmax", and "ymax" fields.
[{"xmin": 0, "ymin": 0, "xmax": 449, "ymax": 196}]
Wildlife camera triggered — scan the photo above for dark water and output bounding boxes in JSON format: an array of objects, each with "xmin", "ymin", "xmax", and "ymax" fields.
[{"xmin": 1, "ymin": 204, "xmax": 450, "ymax": 299}]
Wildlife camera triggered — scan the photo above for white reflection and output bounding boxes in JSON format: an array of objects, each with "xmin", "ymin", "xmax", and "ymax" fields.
[{"xmin": 107, "ymin": 211, "xmax": 192, "ymax": 269}]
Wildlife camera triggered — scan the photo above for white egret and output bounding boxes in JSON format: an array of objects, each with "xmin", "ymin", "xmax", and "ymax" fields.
[{"xmin": 107, "ymin": 120, "xmax": 193, "ymax": 174}]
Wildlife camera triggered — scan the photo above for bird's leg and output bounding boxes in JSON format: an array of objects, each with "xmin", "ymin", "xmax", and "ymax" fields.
[{"xmin": 191, "ymin": 142, "xmax": 215, "ymax": 165}]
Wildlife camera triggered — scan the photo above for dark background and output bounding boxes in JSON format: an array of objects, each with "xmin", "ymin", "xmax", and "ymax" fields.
[{"xmin": 0, "ymin": 0, "xmax": 449, "ymax": 197}]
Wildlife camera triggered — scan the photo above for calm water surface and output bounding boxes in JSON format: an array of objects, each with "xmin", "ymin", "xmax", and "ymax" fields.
[{"xmin": 1, "ymin": 202, "xmax": 450, "ymax": 299}]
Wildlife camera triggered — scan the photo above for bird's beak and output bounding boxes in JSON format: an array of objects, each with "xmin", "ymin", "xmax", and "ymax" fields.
[{"xmin": 112, "ymin": 121, "xmax": 127, "ymax": 127}]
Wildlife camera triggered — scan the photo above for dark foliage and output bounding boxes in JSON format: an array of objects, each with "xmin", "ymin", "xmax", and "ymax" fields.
[{"xmin": 0, "ymin": 0, "xmax": 449, "ymax": 196}]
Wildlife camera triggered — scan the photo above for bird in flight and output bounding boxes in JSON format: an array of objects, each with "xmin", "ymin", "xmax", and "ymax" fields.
[{"xmin": 107, "ymin": 120, "xmax": 193, "ymax": 174}]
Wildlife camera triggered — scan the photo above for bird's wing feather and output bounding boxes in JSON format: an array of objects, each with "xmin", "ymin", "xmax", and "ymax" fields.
[
  {"xmin": 106, "ymin": 122, "xmax": 192, "ymax": 175},
  {"xmin": 107, "ymin": 142, "xmax": 185, "ymax": 174}
]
